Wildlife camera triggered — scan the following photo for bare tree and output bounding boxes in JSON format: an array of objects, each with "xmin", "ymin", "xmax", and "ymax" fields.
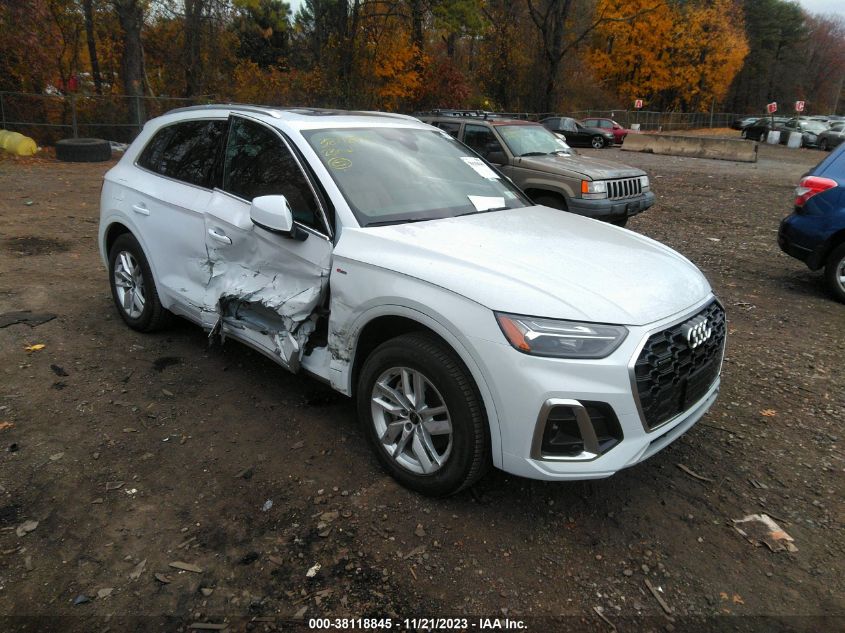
[
  {"xmin": 82, "ymin": 0, "xmax": 103, "ymax": 93},
  {"xmin": 526, "ymin": 0, "xmax": 661, "ymax": 112},
  {"xmin": 112, "ymin": 0, "xmax": 146, "ymax": 124}
]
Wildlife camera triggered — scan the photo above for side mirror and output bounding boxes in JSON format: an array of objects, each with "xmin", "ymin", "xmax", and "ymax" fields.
[
  {"xmin": 486, "ymin": 150, "xmax": 507, "ymax": 165},
  {"xmin": 250, "ymin": 195, "xmax": 307, "ymax": 241}
]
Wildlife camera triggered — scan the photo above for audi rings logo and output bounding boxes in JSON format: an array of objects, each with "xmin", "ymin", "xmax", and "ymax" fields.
[{"xmin": 682, "ymin": 316, "xmax": 712, "ymax": 349}]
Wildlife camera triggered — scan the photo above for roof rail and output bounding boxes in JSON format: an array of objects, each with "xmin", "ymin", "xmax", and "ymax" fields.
[{"xmin": 166, "ymin": 103, "xmax": 286, "ymax": 118}]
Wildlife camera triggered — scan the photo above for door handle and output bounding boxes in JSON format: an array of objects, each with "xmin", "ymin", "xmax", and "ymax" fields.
[
  {"xmin": 207, "ymin": 228, "xmax": 232, "ymax": 245},
  {"xmin": 131, "ymin": 203, "xmax": 150, "ymax": 216}
]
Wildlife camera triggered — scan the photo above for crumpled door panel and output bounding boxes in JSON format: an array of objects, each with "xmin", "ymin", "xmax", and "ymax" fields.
[{"xmin": 202, "ymin": 195, "xmax": 331, "ymax": 372}]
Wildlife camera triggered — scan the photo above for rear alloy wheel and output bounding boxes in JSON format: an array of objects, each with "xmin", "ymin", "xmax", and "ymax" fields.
[
  {"xmin": 824, "ymin": 243, "xmax": 845, "ymax": 304},
  {"xmin": 108, "ymin": 233, "xmax": 171, "ymax": 332},
  {"xmin": 591, "ymin": 135, "xmax": 606, "ymax": 149},
  {"xmin": 357, "ymin": 333, "xmax": 490, "ymax": 496}
]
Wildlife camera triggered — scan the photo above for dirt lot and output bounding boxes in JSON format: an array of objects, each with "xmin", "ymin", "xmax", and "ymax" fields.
[{"xmin": 0, "ymin": 139, "xmax": 842, "ymax": 632}]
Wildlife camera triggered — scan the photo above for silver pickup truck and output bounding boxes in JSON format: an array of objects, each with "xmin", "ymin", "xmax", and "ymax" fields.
[{"xmin": 418, "ymin": 113, "xmax": 654, "ymax": 227}]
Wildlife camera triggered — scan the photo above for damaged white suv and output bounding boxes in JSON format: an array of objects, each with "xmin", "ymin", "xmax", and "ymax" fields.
[{"xmin": 99, "ymin": 105, "xmax": 726, "ymax": 496}]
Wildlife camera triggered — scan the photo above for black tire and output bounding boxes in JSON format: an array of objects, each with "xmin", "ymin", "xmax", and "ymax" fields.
[
  {"xmin": 824, "ymin": 243, "xmax": 845, "ymax": 304},
  {"xmin": 532, "ymin": 193, "xmax": 568, "ymax": 211},
  {"xmin": 55, "ymin": 138, "xmax": 112, "ymax": 162},
  {"xmin": 356, "ymin": 332, "xmax": 491, "ymax": 496},
  {"xmin": 591, "ymin": 135, "xmax": 606, "ymax": 149},
  {"xmin": 610, "ymin": 217, "xmax": 629, "ymax": 227},
  {"xmin": 108, "ymin": 233, "xmax": 171, "ymax": 332},
  {"xmin": 741, "ymin": 129, "xmax": 747, "ymax": 139},
  {"xmin": 820, "ymin": 139, "xmax": 829, "ymax": 151}
]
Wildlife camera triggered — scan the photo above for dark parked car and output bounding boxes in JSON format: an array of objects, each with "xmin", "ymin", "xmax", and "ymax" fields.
[
  {"xmin": 818, "ymin": 121, "xmax": 845, "ymax": 151},
  {"xmin": 581, "ymin": 117, "xmax": 630, "ymax": 144},
  {"xmin": 778, "ymin": 142, "xmax": 845, "ymax": 302},
  {"xmin": 540, "ymin": 117, "xmax": 615, "ymax": 149},
  {"xmin": 731, "ymin": 116, "xmax": 760, "ymax": 130},
  {"xmin": 741, "ymin": 116, "xmax": 789, "ymax": 141},
  {"xmin": 780, "ymin": 118, "xmax": 829, "ymax": 148}
]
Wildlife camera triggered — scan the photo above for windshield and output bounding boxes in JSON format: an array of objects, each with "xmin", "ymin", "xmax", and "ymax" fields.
[
  {"xmin": 303, "ymin": 127, "xmax": 529, "ymax": 226},
  {"xmin": 496, "ymin": 124, "xmax": 574, "ymax": 157}
]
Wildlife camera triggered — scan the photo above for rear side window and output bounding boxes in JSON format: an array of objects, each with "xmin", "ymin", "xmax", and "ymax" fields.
[
  {"xmin": 137, "ymin": 120, "xmax": 226, "ymax": 187},
  {"xmin": 463, "ymin": 124, "xmax": 504, "ymax": 156},
  {"xmin": 222, "ymin": 117, "xmax": 324, "ymax": 232},
  {"xmin": 434, "ymin": 121, "xmax": 460, "ymax": 138}
]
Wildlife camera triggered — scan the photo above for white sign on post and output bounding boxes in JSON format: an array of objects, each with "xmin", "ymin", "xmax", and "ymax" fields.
[
  {"xmin": 795, "ymin": 100, "xmax": 805, "ymax": 112},
  {"xmin": 634, "ymin": 99, "xmax": 643, "ymax": 109}
]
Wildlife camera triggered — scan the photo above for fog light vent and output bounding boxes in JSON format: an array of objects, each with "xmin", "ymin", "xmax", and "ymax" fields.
[
  {"xmin": 534, "ymin": 400, "xmax": 623, "ymax": 460},
  {"xmin": 541, "ymin": 407, "xmax": 584, "ymax": 457}
]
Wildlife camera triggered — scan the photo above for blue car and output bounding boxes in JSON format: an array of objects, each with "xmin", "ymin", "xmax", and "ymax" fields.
[{"xmin": 778, "ymin": 143, "xmax": 845, "ymax": 303}]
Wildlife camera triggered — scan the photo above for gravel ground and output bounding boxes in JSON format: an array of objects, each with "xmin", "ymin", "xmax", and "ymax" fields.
[{"xmin": 0, "ymin": 139, "xmax": 842, "ymax": 633}]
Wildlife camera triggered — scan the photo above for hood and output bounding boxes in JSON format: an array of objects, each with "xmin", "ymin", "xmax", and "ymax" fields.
[
  {"xmin": 515, "ymin": 154, "xmax": 644, "ymax": 180},
  {"xmin": 335, "ymin": 206, "xmax": 711, "ymax": 326}
]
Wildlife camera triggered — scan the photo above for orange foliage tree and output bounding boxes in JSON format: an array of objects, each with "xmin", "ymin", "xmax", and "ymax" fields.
[{"xmin": 587, "ymin": 0, "xmax": 749, "ymax": 111}]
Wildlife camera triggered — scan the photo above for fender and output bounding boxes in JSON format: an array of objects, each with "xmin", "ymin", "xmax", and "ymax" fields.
[{"xmin": 339, "ymin": 301, "xmax": 505, "ymax": 470}]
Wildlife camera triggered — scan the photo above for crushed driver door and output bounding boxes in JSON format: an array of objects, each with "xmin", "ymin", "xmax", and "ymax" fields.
[{"xmin": 202, "ymin": 115, "xmax": 333, "ymax": 372}]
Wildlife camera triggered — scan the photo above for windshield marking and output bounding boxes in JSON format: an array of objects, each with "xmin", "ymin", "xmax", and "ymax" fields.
[{"xmin": 460, "ymin": 156, "xmax": 500, "ymax": 180}]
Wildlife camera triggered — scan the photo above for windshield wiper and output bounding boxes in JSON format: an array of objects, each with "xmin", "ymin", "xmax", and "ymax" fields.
[
  {"xmin": 455, "ymin": 206, "xmax": 510, "ymax": 216},
  {"xmin": 519, "ymin": 151, "xmax": 547, "ymax": 157},
  {"xmin": 365, "ymin": 217, "xmax": 441, "ymax": 227}
]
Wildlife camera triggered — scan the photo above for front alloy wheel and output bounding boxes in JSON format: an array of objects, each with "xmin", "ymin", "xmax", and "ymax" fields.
[
  {"xmin": 591, "ymin": 135, "xmax": 605, "ymax": 149},
  {"xmin": 357, "ymin": 332, "xmax": 490, "ymax": 496},
  {"xmin": 370, "ymin": 367, "xmax": 453, "ymax": 475}
]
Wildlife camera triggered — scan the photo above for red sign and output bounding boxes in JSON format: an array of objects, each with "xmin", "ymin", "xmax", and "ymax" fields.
[
  {"xmin": 795, "ymin": 100, "xmax": 805, "ymax": 112},
  {"xmin": 634, "ymin": 99, "xmax": 643, "ymax": 109},
  {"xmin": 766, "ymin": 102, "xmax": 778, "ymax": 114}
]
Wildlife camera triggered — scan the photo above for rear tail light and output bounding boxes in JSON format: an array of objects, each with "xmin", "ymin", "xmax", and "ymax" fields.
[{"xmin": 794, "ymin": 176, "xmax": 837, "ymax": 207}]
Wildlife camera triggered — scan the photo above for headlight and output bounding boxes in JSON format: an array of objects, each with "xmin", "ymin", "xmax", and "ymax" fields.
[
  {"xmin": 581, "ymin": 180, "xmax": 607, "ymax": 199},
  {"xmin": 640, "ymin": 175, "xmax": 650, "ymax": 191},
  {"xmin": 495, "ymin": 313, "xmax": 628, "ymax": 358}
]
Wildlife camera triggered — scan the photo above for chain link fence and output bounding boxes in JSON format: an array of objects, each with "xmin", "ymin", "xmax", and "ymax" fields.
[
  {"xmin": 475, "ymin": 110, "xmax": 747, "ymax": 131},
  {"xmin": 1, "ymin": 91, "xmax": 749, "ymax": 146},
  {"xmin": 0, "ymin": 91, "xmax": 213, "ymax": 146}
]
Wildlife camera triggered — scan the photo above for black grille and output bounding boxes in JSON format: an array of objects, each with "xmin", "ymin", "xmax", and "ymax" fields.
[
  {"xmin": 608, "ymin": 177, "xmax": 643, "ymax": 200},
  {"xmin": 634, "ymin": 301, "xmax": 726, "ymax": 430}
]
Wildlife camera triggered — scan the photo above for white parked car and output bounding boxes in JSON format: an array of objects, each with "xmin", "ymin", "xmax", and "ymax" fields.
[{"xmin": 98, "ymin": 105, "xmax": 726, "ymax": 496}]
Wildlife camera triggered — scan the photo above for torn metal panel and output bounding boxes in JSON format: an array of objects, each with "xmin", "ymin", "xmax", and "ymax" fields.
[{"xmin": 201, "ymin": 195, "xmax": 332, "ymax": 372}]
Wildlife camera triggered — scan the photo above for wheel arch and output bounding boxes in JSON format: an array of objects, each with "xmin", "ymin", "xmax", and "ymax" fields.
[
  {"xmin": 819, "ymin": 228, "xmax": 845, "ymax": 267},
  {"xmin": 346, "ymin": 307, "xmax": 504, "ymax": 470},
  {"xmin": 99, "ymin": 215, "xmax": 169, "ymax": 308}
]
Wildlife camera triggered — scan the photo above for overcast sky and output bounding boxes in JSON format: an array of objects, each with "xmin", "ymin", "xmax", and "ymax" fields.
[
  {"xmin": 286, "ymin": 0, "xmax": 845, "ymax": 19},
  {"xmin": 798, "ymin": 0, "xmax": 845, "ymax": 16}
]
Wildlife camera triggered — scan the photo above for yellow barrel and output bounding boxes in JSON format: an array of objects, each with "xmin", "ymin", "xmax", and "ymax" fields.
[{"xmin": 0, "ymin": 130, "xmax": 38, "ymax": 156}]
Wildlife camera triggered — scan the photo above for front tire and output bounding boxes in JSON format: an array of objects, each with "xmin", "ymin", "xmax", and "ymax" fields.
[
  {"xmin": 824, "ymin": 243, "xmax": 845, "ymax": 304},
  {"xmin": 357, "ymin": 333, "xmax": 490, "ymax": 496},
  {"xmin": 591, "ymin": 135, "xmax": 606, "ymax": 149},
  {"xmin": 820, "ymin": 138, "xmax": 829, "ymax": 151},
  {"xmin": 108, "ymin": 233, "xmax": 171, "ymax": 332}
]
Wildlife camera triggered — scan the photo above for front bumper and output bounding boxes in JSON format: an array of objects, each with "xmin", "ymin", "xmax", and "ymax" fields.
[
  {"xmin": 471, "ymin": 296, "xmax": 721, "ymax": 481},
  {"xmin": 568, "ymin": 191, "xmax": 655, "ymax": 221}
]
